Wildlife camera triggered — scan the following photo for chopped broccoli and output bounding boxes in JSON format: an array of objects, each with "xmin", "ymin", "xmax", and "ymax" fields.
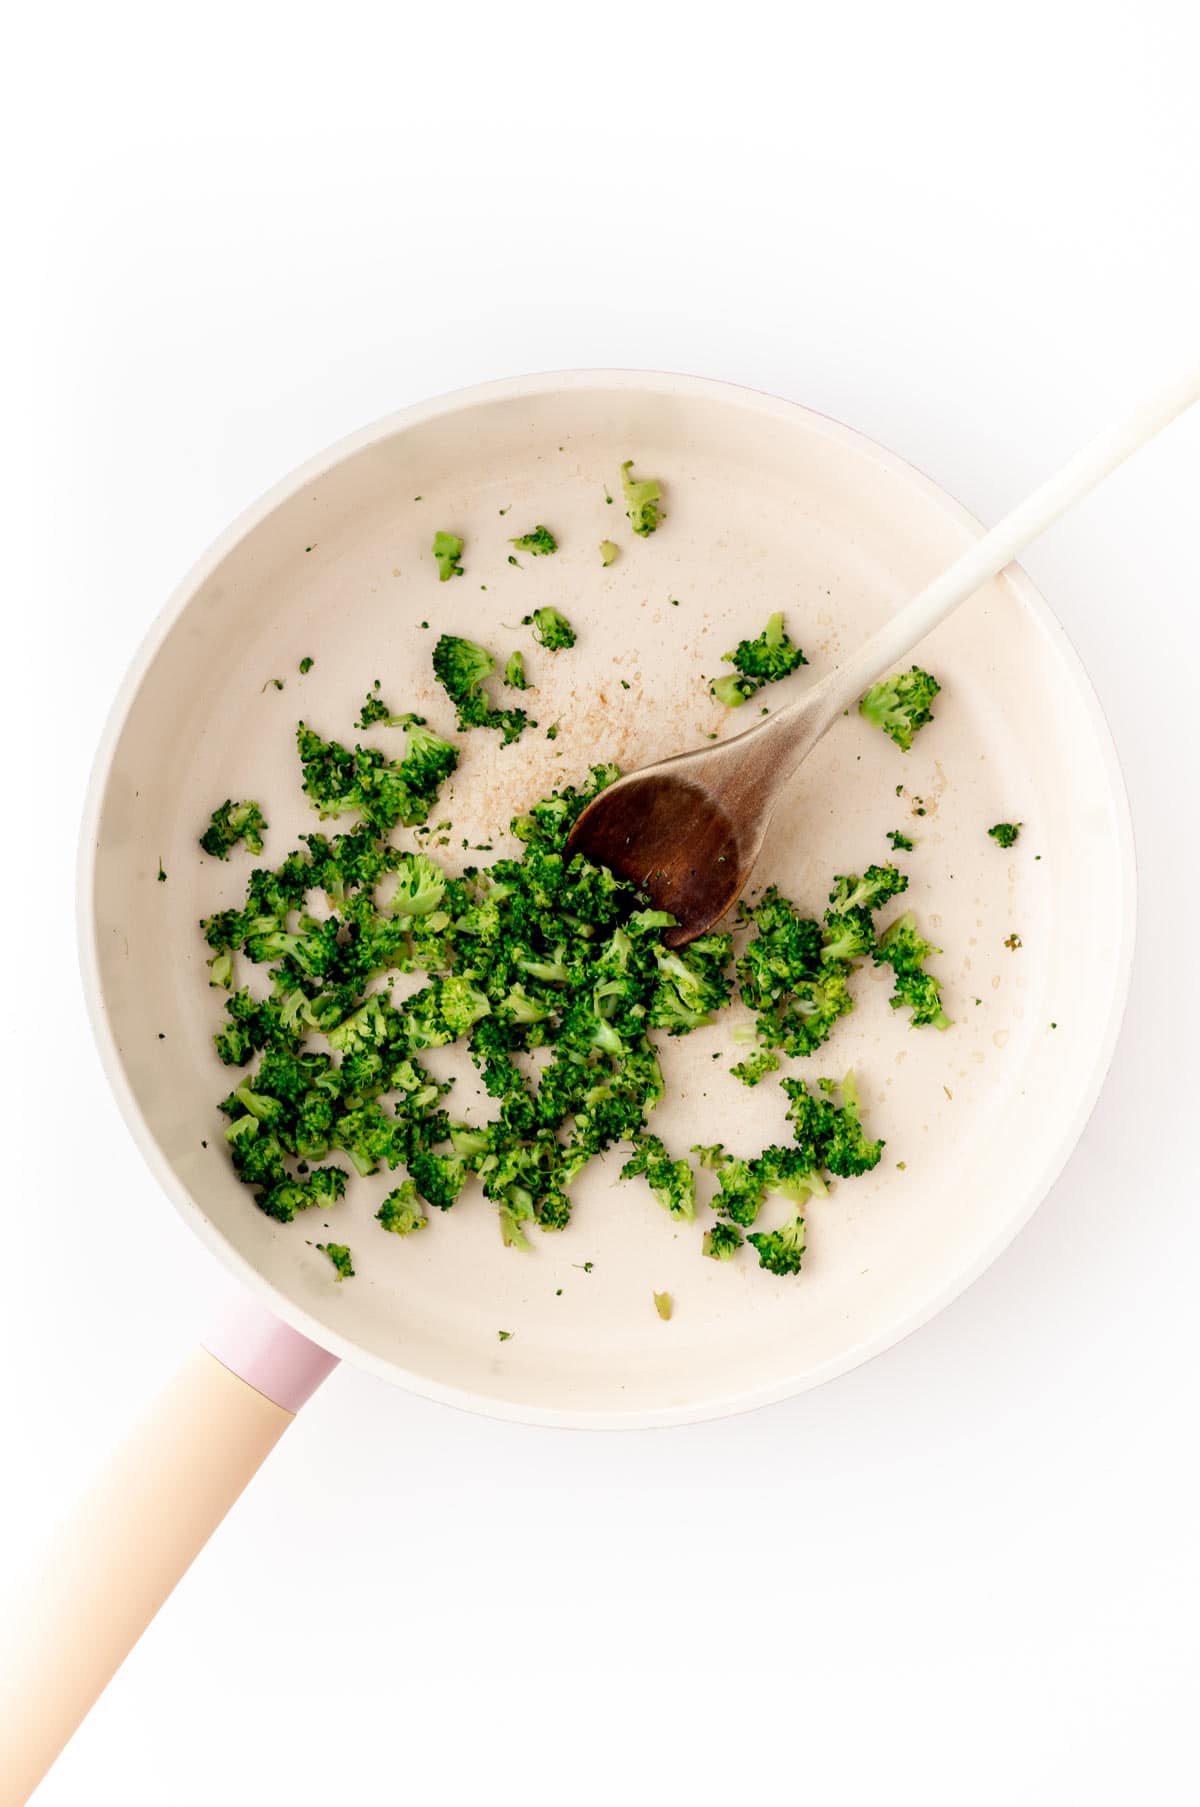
[
  {"xmin": 200, "ymin": 800, "xmax": 268, "ymax": 860},
  {"xmin": 874, "ymin": 912, "xmax": 951, "ymax": 1029},
  {"xmin": 729, "ymin": 1046, "xmax": 781, "ymax": 1087},
  {"xmin": 653, "ymin": 1291, "xmax": 673, "ymax": 1319},
  {"xmin": 859, "ymin": 666, "xmax": 941, "ymax": 750},
  {"xmin": 431, "ymin": 634, "xmax": 533, "ymax": 744},
  {"xmin": 377, "ymin": 1180, "xmax": 427, "ymax": 1235},
  {"xmin": 299, "ymin": 656, "xmax": 314, "ymax": 674},
  {"xmin": 703, "ymin": 1221, "xmax": 743, "ymax": 1260},
  {"xmin": 522, "ymin": 607, "xmax": 576, "ymax": 650},
  {"xmin": 620, "ymin": 459, "xmax": 663, "ymax": 536},
  {"xmin": 713, "ymin": 612, "xmax": 806, "ymax": 706},
  {"xmin": 504, "ymin": 650, "xmax": 528, "ymax": 690},
  {"xmin": 988, "ymin": 822, "xmax": 1022, "ymax": 848},
  {"xmin": 747, "ymin": 1215, "xmax": 806, "ymax": 1276},
  {"xmin": 599, "ymin": 540, "xmax": 619, "ymax": 566},
  {"xmin": 432, "ymin": 530, "xmax": 464, "ymax": 581},
  {"xmin": 296, "ymin": 718, "xmax": 457, "ymax": 829},
  {"xmin": 316, "ymin": 1241, "xmax": 355, "ymax": 1279},
  {"xmin": 509, "ymin": 525, "xmax": 557, "ymax": 556},
  {"xmin": 622, "ymin": 1135, "xmax": 696, "ymax": 1221},
  {"xmin": 887, "ymin": 829, "xmax": 914, "ymax": 851},
  {"xmin": 202, "ymin": 717, "xmax": 942, "ymax": 1279}
]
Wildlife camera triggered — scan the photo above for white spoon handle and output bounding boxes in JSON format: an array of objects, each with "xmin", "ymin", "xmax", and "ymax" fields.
[{"xmin": 804, "ymin": 360, "xmax": 1200, "ymax": 733}]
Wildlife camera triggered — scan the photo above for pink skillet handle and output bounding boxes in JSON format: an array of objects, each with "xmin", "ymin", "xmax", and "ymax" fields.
[{"xmin": 0, "ymin": 1300, "xmax": 338, "ymax": 1807}]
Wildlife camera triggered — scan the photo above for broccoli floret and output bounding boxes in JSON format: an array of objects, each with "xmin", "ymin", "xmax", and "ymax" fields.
[
  {"xmin": 522, "ymin": 607, "xmax": 576, "ymax": 650},
  {"xmin": 747, "ymin": 1214, "xmax": 806, "ymax": 1276},
  {"xmin": 407, "ymin": 1150, "xmax": 468, "ymax": 1211},
  {"xmin": 621, "ymin": 1135, "xmax": 696, "ymax": 1221},
  {"xmin": 316, "ymin": 1241, "xmax": 355, "ymax": 1279},
  {"xmin": 299, "ymin": 656, "xmax": 314, "ymax": 674},
  {"xmin": 599, "ymin": 540, "xmax": 619, "ymax": 566},
  {"xmin": 873, "ymin": 912, "xmax": 951, "ymax": 1029},
  {"xmin": 691, "ymin": 1142, "xmax": 727, "ymax": 1170},
  {"xmin": 826, "ymin": 865, "xmax": 908, "ymax": 917},
  {"xmin": 988, "ymin": 822, "xmax": 1022, "ymax": 848},
  {"xmin": 254, "ymin": 1165, "xmax": 348, "ymax": 1223},
  {"xmin": 887, "ymin": 829, "xmax": 915, "ymax": 851},
  {"xmin": 296, "ymin": 722, "xmax": 456, "ymax": 830},
  {"xmin": 620, "ymin": 459, "xmax": 663, "ymax": 536},
  {"xmin": 431, "ymin": 634, "xmax": 532, "ymax": 744},
  {"xmin": 859, "ymin": 666, "xmax": 941, "ymax": 750},
  {"xmin": 710, "ymin": 673, "xmax": 757, "ymax": 708},
  {"xmin": 714, "ymin": 612, "xmax": 806, "ymax": 705},
  {"xmin": 432, "ymin": 530, "xmax": 464, "ymax": 581},
  {"xmin": 783, "ymin": 1072, "xmax": 884, "ymax": 1176},
  {"xmin": 200, "ymin": 800, "xmax": 268, "ymax": 860},
  {"xmin": 729, "ymin": 1046, "xmax": 780, "ymax": 1087},
  {"xmin": 702, "ymin": 1220, "xmax": 743, "ymax": 1260},
  {"xmin": 509, "ymin": 525, "xmax": 557, "ymax": 556},
  {"xmin": 381, "ymin": 851, "xmax": 447, "ymax": 918},
  {"xmin": 377, "ymin": 1180, "xmax": 427, "ymax": 1235},
  {"xmin": 504, "ymin": 651, "xmax": 528, "ymax": 689}
]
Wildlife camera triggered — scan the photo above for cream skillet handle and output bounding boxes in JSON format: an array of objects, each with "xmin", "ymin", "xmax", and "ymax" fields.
[{"xmin": 0, "ymin": 1305, "xmax": 337, "ymax": 1806}]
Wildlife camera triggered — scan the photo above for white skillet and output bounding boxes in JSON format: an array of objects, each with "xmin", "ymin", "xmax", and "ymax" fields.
[{"xmin": 6, "ymin": 366, "xmax": 1190, "ymax": 1801}]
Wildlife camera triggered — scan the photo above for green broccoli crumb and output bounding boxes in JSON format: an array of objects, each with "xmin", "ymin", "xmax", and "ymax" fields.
[
  {"xmin": 712, "ymin": 612, "xmax": 806, "ymax": 707},
  {"xmin": 509, "ymin": 525, "xmax": 557, "ymax": 556},
  {"xmin": 432, "ymin": 530, "xmax": 464, "ymax": 581},
  {"xmin": 522, "ymin": 607, "xmax": 576, "ymax": 650},
  {"xmin": 887, "ymin": 829, "xmax": 915, "ymax": 852},
  {"xmin": 200, "ymin": 800, "xmax": 268, "ymax": 861},
  {"xmin": 316, "ymin": 1242, "xmax": 354, "ymax": 1280},
  {"xmin": 653, "ymin": 1291, "xmax": 673, "ymax": 1320},
  {"xmin": 504, "ymin": 650, "xmax": 528, "ymax": 690},
  {"xmin": 860, "ymin": 667, "xmax": 941, "ymax": 750},
  {"xmin": 988, "ymin": 822, "xmax": 1022, "ymax": 848},
  {"xmin": 600, "ymin": 540, "xmax": 619, "ymax": 566},
  {"xmin": 621, "ymin": 460, "xmax": 663, "ymax": 536},
  {"xmin": 299, "ymin": 657, "xmax": 314, "ymax": 674}
]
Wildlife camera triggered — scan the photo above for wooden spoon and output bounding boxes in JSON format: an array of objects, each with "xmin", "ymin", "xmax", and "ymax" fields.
[{"xmin": 568, "ymin": 366, "xmax": 1200, "ymax": 944}]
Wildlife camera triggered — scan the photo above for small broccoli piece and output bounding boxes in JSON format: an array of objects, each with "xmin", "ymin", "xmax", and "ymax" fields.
[
  {"xmin": 432, "ymin": 634, "xmax": 532, "ymax": 743},
  {"xmin": 254, "ymin": 1165, "xmax": 348, "ymax": 1223},
  {"xmin": 691, "ymin": 1142, "xmax": 727, "ymax": 1170},
  {"xmin": 296, "ymin": 722, "xmax": 456, "ymax": 830},
  {"xmin": 874, "ymin": 912, "xmax": 951, "ymax": 1029},
  {"xmin": 200, "ymin": 800, "xmax": 268, "ymax": 860},
  {"xmin": 859, "ymin": 666, "xmax": 941, "ymax": 750},
  {"xmin": 710, "ymin": 673, "xmax": 757, "ymax": 708},
  {"xmin": 653, "ymin": 1291, "xmax": 673, "ymax": 1320},
  {"xmin": 621, "ymin": 1135, "xmax": 696, "ymax": 1221},
  {"xmin": 729, "ymin": 1046, "xmax": 780, "ymax": 1087},
  {"xmin": 522, "ymin": 607, "xmax": 576, "ymax": 650},
  {"xmin": 826, "ymin": 865, "xmax": 908, "ymax": 917},
  {"xmin": 504, "ymin": 650, "xmax": 528, "ymax": 689},
  {"xmin": 432, "ymin": 529, "xmax": 464, "ymax": 580},
  {"xmin": 407, "ymin": 1149, "xmax": 469, "ymax": 1211},
  {"xmin": 714, "ymin": 612, "xmax": 806, "ymax": 705},
  {"xmin": 784, "ymin": 1072, "xmax": 884, "ymax": 1176},
  {"xmin": 509, "ymin": 525, "xmax": 557, "ymax": 556},
  {"xmin": 887, "ymin": 829, "xmax": 914, "ymax": 851},
  {"xmin": 713, "ymin": 1157, "xmax": 768, "ymax": 1227},
  {"xmin": 620, "ymin": 459, "xmax": 663, "ymax": 536},
  {"xmin": 299, "ymin": 656, "xmax": 314, "ymax": 674},
  {"xmin": 747, "ymin": 1214, "xmax": 806, "ymax": 1276},
  {"xmin": 703, "ymin": 1221, "xmax": 744, "ymax": 1260},
  {"xmin": 377, "ymin": 1182, "xmax": 428, "ymax": 1235},
  {"xmin": 379, "ymin": 850, "xmax": 447, "ymax": 918},
  {"xmin": 599, "ymin": 540, "xmax": 619, "ymax": 566},
  {"xmin": 988, "ymin": 822, "xmax": 1022, "ymax": 848},
  {"xmin": 316, "ymin": 1241, "xmax": 355, "ymax": 1279}
]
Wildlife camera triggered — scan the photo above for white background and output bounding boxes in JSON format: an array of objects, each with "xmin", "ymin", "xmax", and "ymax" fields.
[{"xmin": 3, "ymin": 4, "xmax": 1199, "ymax": 1802}]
